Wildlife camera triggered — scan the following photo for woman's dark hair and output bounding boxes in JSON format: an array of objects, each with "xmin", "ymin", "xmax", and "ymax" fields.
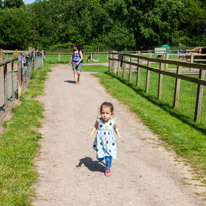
[
  {"xmin": 100, "ymin": 102, "xmax": 114, "ymax": 113},
  {"xmin": 73, "ymin": 43, "xmax": 82, "ymax": 51}
]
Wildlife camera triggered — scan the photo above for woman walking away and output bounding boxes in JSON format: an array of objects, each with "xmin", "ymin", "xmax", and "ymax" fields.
[
  {"xmin": 87, "ymin": 102, "xmax": 124, "ymax": 176},
  {"xmin": 69, "ymin": 44, "xmax": 83, "ymax": 85}
]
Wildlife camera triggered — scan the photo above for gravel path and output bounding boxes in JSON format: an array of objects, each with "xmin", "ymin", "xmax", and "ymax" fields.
[{"xmin": 33, "ymin": 64, "xmax": 205, "ymax": 206}]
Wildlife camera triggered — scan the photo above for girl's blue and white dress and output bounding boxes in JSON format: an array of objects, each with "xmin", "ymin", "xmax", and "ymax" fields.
[{"xmin": 93, "ymin": 117, "xmax": 117, "ymax": 159}]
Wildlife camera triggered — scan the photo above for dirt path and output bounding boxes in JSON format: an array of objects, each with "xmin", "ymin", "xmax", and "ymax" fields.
[{"xmin": 33, "ymin": 65, "xmax": 205, "ymax": 206}]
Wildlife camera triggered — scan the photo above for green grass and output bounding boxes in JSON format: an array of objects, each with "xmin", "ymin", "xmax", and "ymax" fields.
[
  {"xmin": 45, "ymin": 53, "xmax": 108, "ymax": 64},
  {"xmin": 92, "ymin": 70, "xmax": 206, "ymax": 180},
  {"xmin": 82, "ymin": 65, "xmax": 108, "ymax": 72},
  {"xmin": 142, "ymin": 53, "xmax": 181, "ymax": 60},
  {"xmin": 0, "ymin": 63, "xmax": 51, "ymax": 205},
  {"xmin": 118, "ymin": 68, "xmax": 206, "ymax": 125}
]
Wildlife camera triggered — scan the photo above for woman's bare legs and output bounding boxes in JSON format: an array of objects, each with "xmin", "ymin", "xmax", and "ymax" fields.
[
  {"xmin": 77, "ymin": 71, "xmax": 81, "ymax": 84},
  {"xmin": 73, "ymin": 70, "xmax": 77, "ymax": 84}
]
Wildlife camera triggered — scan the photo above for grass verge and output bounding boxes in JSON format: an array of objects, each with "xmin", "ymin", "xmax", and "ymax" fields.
[
  {"xmin": 0, "ymin": 63, "xmax": 51, "ymax": 206},
  {"xmin": 92, "ymin": 69, "xmax": 206, "ymax": 182},
  {"xmin": 82, "ymin": 65, "xmax": 108, "ymax": 72}
]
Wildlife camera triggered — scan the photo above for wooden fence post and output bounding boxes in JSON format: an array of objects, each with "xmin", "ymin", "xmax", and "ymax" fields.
[
  {"xmin": 109, "ymin": 53, "xmax": 111, "ymax": 72},
  {"xmin": 111, "ymin": 53, "xmax": 114, "ymax": 73},
  {"xmin": 117, "ymin": 56, "xmax": 120, "ymax": 77},
  {"xmin": 122, "ymin": 56, "xmax": 126, "ymax": 78},
  {"xmin": 165, "ymin": 53, "xmax": 169, "ymax": 71},
  {"xmin": 190, "ymin": 54, "xmax": 194, "ymax": 72},
  {"xmin": 129, "ymin": 56, "xmax": 132, "ymax": 82},
  {"xmin": 18, "ymin": 55, "xmax": 22, "ymax": 98},
  {"xmin": 91, "ymin": 53, "xmax": 93, "ymax": 61},
  {"xmin": 4, "ymin": 64, "xmax": 8, "ymax": 111},
  {"xmin": 158, "ymin": 62, "xmax": 163, "ymax": 99},
  {"xmin": 58, "ymin": 53, "xmax": 60, "ymax": 62},
  {"xmin": 146, "ymin": 60, "xmax": 151, "ymax": 93},
  {"xmin": 136, "ymin": 51, "xmax": 141, "ymax": 87},
  {"xmin": 173, "ymin": 65, "xmax": 182, "ymax": 108},
  {"xmin": 194, "ymin": 69, "xmax": 205, "ymax": 123},
  {"xmin": 113, "ymin": 54, "xmax": 117, "ymax": 73},
  {"xmin": 11, "ymin": 61, "xmax": 15, "ymax": 101}
]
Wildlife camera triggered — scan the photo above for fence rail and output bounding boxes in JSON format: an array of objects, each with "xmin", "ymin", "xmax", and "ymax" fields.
[
  {"xmin": 109, "ymin": 52, "xmax": 206, "ymax": 124},
  {"xmin": 44, "ymin": 50, "xmax": 206, "ymax": 63},
  {"xmin": 0, "ymin": 49, "xmax": 45, "ymax": 120}
]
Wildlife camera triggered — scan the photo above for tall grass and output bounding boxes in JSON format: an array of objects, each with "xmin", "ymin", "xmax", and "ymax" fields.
[{"xmin": 0, "ymin": 64, "xmax": 51, "ymax": 205}]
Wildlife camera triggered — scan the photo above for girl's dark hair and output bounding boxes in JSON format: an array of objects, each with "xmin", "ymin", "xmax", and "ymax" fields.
[{"xmin": 100, "ymin": 102, "xmax": 114, "ymax": 113}]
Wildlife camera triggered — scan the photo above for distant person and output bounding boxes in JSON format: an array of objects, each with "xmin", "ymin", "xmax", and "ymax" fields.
[
  {"xmin": 86, "ymin": 102, "xmax": 124, "ymax": 176},
  {"xmin": 69, "ymin": 44, "xmax": 83, "ymax": 85}
]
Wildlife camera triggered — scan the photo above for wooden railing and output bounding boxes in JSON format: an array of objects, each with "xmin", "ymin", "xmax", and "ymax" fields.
[
  {"xmin": 109, "ymin": 52, "xmax": 206, "ymax": 123},
  {"xmin": 0, "ymin": 49, "xmax": 44, "ymax": 120}
]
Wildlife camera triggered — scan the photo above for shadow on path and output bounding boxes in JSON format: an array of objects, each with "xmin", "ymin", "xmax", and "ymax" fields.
[
  {"xmin": 76, "ymin": 157, "xmax": 105, "ymax": 173},
  {"xmin": 64, "ymin": 80, "xmax": 75, "ymax": 84}
]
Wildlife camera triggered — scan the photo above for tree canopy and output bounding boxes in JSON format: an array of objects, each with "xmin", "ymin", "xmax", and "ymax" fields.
[{"xmin": 0, "ymin": 0, "xmax": 206, "ymax": 50}]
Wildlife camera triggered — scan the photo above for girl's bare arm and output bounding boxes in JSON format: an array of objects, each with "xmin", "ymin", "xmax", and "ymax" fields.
[
  {"xmin": 114, "ymin": 123, "xmax": 124, "ymax": 142},
  {"xmin": 86, "ymin": 120, "xmax": 99, "ymax": 141}
]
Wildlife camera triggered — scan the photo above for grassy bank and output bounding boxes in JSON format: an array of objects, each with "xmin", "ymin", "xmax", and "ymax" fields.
[
  {"xmin": 0, "ymin": 64, "xmax": 51, "ymax": 205},
  {"xmin": 83, "ymin": 66, "xmax": 206, "ymax": 182}
]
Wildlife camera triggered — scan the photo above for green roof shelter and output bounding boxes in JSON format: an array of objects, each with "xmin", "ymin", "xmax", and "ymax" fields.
[{"xmin": 160, "ymin": 44, "xmax": 171, "ymax": 53}]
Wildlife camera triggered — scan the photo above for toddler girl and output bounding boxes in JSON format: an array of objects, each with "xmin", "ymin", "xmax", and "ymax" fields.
[{"xmin": 87, "ymin": 102, "xmax": 124, "ymax": 176}]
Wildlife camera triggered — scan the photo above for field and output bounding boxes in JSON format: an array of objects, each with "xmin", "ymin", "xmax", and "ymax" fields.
[{"xmin": 45, "ymin": 53, "xmax": 109, "ymax": 64}]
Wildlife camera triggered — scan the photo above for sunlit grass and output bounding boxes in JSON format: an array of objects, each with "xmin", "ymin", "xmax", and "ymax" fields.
[
  {"xmin": 45, "ymin": 53, "xmax": 108, "ymax": 64},
  {"xmin": 0, "ymin": 63, "xmax": 51, "ymax": 205}
]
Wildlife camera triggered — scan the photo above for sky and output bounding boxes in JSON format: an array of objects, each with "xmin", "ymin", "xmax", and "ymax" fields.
[{"xmin": 23, "ymin": 0, "xmax": 36, "ymax": 4}]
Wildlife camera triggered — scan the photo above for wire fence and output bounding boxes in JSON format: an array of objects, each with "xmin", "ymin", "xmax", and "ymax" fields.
[{"xmin": 0, "ymin": 49, "xmax": 44, "ymax": 121}]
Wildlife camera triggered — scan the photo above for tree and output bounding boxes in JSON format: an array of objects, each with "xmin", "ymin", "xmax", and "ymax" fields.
[
  {"xmin": 0, "ymin": 8, "xmax": 32, "ymax": 49},
  {"xmin": 0, "ymin": 0, "xmax": 3, "ymax": 8},
  {"xmin": 180, "ymin": 0, "xmax": 206, "ymax": 46},
  {"xmin": 2, "ymin": 0, "xmax": 24, "ymax": 8}
]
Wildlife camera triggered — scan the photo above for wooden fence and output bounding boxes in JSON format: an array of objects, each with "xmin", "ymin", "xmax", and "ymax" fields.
[
  {"xmin": 141, "ymin": 52, "xmax": 206, "ymax": 65},
  {"xmin": 45, "ymin": 49, "xmax": 206, "ymax": 64},
  {"xmin": 109, "ymin": 52, "xmax": 206, "ymax": 123},
  {"xmin": 0, "ymin": 49, "xmax": 45, "ymax": 120}
]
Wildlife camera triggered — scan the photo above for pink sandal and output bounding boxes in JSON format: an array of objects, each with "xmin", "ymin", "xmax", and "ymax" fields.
[{"xmin": 105, "ymin": 169, "xmax": 111, "ymax": 176}]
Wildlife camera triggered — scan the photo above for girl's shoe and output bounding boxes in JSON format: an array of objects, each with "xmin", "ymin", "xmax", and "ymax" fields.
[{"xmin": 105, "ymin": 169, "xmax": 111, "ymax": 176}]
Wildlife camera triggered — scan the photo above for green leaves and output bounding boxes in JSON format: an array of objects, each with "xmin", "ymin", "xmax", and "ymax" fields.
[
  {"xmin": 0, "ymin": 8, "xmax": 31, "ymax": 49},
  {"xmin": 1, "ymin": 0, "xmax": 206, "ymax": 50},
  {"xmin": 2, "ymin": 0, "xmax": 24, "ymax": 9}
]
